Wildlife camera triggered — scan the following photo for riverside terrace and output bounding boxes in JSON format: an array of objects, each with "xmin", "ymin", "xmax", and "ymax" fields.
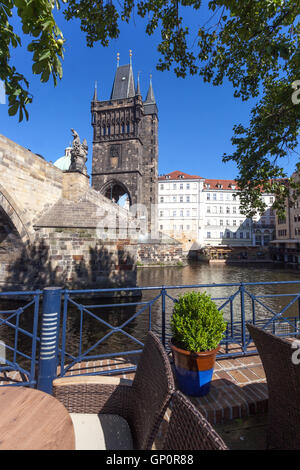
[{"xmin": 0, "ymin": 281, "xmax": 300, "ymax": 449}]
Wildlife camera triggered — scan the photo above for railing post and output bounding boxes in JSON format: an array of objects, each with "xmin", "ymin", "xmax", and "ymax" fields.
[
  {"xmin": 161, "ymin": 286, "xmax": 166, "ymax": 348},
  {"xmin": 37, "ymin": 287, "xmax": 62, "ymax": 394},
  {"xmin": 240, "ymin": 283, "xmax": 246, "ymax": 354}
]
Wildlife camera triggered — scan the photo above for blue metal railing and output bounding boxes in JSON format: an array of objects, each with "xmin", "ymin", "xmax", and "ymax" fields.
[{"xmin": 1, "ymin": 281, "xmax": 300, "ymax": 391}]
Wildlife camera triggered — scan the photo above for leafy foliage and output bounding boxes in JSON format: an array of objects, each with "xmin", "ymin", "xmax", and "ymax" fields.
[
  {"xmin": 171, "ymin": 291, "xmax": 227, "ymax": 353},
  {"xmin": 0, "ymin": 0, "xmax": 66, "ymax": 121},
  {"xmin": 1, "ymin": 0, "xmax": 300, "ymax": 214}
]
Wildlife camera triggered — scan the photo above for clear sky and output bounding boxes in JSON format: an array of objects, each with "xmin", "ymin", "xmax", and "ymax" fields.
[{"xmin": 0, "ymin": 7, "xmax": 298, "ymax": 180}]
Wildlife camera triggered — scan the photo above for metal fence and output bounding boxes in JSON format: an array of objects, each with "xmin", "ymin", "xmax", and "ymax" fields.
[{"xmin": 1, "ymin": 281, "xmax": 300, "ymax": 392}]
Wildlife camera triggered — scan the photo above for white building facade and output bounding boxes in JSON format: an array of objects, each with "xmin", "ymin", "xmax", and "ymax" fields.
[{"xmin": 158, "ymin": 171, "xmax": 275, "ymax": 254}]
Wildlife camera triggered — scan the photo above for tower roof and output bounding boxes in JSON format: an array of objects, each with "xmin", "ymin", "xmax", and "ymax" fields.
[
  {"xmin": 144, "ymin": 76, "xmax": 156, "ymax": 104},
  {"xmin": 110, "ymin": 64, "xmax": 136, "ymax": 100},
  {"xmin": 92, "ymin": 81, "xmax": 97, "ymax": 101}
]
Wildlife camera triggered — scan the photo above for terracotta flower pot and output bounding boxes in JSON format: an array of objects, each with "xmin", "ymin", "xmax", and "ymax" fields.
[{"xmin": 170, "ymin": 340, "xmax": 220, "ymax": 397}]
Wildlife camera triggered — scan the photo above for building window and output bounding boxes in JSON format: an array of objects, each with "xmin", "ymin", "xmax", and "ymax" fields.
[
  {"xmin": 173, "ymin": 210, "xmax": 176, "ymax": 217},
  {"xmin": 233, "ymin": 232, "xmax": 237, "ymax": 239},
  {"xmin": 246, "ymin": 232, "xmax": 250, "ymax": 238},
  {"xmin": 159, "ymin": 211, "xmax": 163, "ymax": 217},
  {"xmin": 180, "ymin": 196, "xmax": 183, "ymax": 203},
  {"xmin": 173, "ymin": 196, "xmax": 176, "ymax": 202},
  {"xmin": 186, "ymin": 210, "xmax": 190, "ymax": 217},
  {"xmin": 213, "ymin": 193, "xmax": 217, "ymax": 200},
  {"xmin": 186, "ymin": 196, "xmax": 190, "ymax": 202},
  {"xmin": 160, "ymin": 225, "xmax": 163, "ymax": 230},
  {"xmin": 179, "ymin": 225, "xmax": 183, "ymax": 231},
  {"xmin": 160, "ymin": 197, "xmax": 164, "ymax": 203},
  {"xmin": 233, "ymin": 207, "xmax": 237, "ymax": 214},
  {"xmin": 233, "ymin": 220, "xmax": 236, "ymax": 226},
  {"xmin": 186, "ymin": 184, "xmax": 190, "ymax": 190},
  {"xmin": 220, "ymin": 232, "xmax": 224, "ymax": 238},
  {"xmin": 207, "ymin": 207, "xmax": 211, "ymax": 213},
  {"xmin": 219, "ymin": 207, "xmax": 223, "ymax": 214},
  {"xmin": 173, "ymin": 183, "xmax": 177, "ymax": 189},
  {"xmin": 240, "ymin": 232, "xmax": 244, "ymax": 239},
  {"xmin": 207, "ymin": 193, "xmax": 211, "ymax": 200},
  {"xmin": 226, "ymin": 207, "xmax": 230, "ymax": 214},
  {"xmin": 180, "ymin": 184, "xmax": 183, "ymax": 190},
  {"xmin": 207, "ymin": 219, "xmax": 211, "ymax": 226},
  {"xmin": 207, "ymin": 232, "xmax": 211, "ymax": 239},
  {"xmin": 180, "ymin": 210, "xmax": 184, "ymax": 217},
  {"xmin": 226, "ymin": 220, "xmax": 230, "ymax": 226},
  {"xmin": 160, "ymin": 184, "xmax": 164, "ymax": 190},
  {"xmin": 219, "ymin": 193, "xmax": 223, "ymax": 200},
  {"xmin": 186, "ymin": 225, "xmax": 190, "ymax": 230},
  {"xmin": 226, "ymin": 231, "xmax": 230, "ymax": 238},
  {"xmin": 220, "ymin": 220, "xmax": 223, "ymax": 226}
]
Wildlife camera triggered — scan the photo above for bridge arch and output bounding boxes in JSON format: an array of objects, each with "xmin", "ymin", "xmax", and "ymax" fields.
[
  {"xmin": 0, "ymin": 184, "xmax": 32, "ymax": 245},
  {"xmin": 100, "ymin": 180, "xmax": 132, "ymax": 207}
]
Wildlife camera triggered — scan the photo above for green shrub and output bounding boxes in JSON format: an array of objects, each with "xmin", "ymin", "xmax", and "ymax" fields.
[{"xmin": 171, "ymin": 291, "xmax": 227, "ymax": 353}]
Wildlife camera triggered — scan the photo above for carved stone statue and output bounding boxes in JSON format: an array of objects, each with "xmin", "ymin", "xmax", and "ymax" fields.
[{"xmin": 69, "ymin": 129, "xmax": 88, "ymax": 175}]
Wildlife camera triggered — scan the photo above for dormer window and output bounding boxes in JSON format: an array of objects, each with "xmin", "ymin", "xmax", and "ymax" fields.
[
  {"xmin": 217, "ymin": 184, "xmax": 223, "ymax": 189},
  {"xmin": 206, "ymin": 184, "xmax": 210, "ymax": 189},
  {"xmin": 166, "ymin": 175, "xmax": 170, "ymax": 179}
]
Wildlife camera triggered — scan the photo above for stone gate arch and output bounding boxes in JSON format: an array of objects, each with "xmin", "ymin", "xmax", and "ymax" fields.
[
  {"xmin": 100, "ymin": 180, "xmax": 132, "ymax": 207},
  {"xmin": 0, "ymin": 184, "xmax": 32, "ymax": 245}
]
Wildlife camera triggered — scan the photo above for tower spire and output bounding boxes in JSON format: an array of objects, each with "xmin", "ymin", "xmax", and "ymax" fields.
[
  {"xmin": 136, "ymin": 71, "xmax": 141, "ymax": 95},
  {"xmin": 145, "ymin": 73, "xmax": 156, "ymax": 104},
  {"xmin": 92, "ymin": 80, "xmax": 98, "ymax": 101},
  {"xmin": 117, "ymin": 52, "xmax": 120, "ymax": 68},
  {"xmin": 129, "ymin": 49, "xmax": 132, "ymax": 65}
]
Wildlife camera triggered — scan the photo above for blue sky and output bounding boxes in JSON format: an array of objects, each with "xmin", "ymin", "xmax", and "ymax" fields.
[{"xmin": 0, "ymin": 6, "xmax": 298, "ymax": 180}]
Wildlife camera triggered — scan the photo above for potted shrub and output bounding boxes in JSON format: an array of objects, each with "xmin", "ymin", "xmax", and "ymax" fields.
[{"xmin": 170, "ymin": 291, "xmax": 227, "ymax": 397}]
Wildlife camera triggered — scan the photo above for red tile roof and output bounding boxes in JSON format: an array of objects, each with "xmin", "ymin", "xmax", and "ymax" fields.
[
  {"xmin": 204, "ymin": 179, "xmax": 238, "ymax": 190},
  {"xmin": 158, "ymin": 170, "xmax": 204, "ymax": 180}
]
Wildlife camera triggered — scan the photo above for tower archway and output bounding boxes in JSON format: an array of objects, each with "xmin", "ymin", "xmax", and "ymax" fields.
[{"xmin": 101, "ymin": 180, "xmax": 132, "ymax": 209}]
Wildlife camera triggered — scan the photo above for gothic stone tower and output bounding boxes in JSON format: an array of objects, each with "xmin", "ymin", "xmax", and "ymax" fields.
[{"xmin": 91, "ymin": 62, "xmax": 158, "ymax": 234}]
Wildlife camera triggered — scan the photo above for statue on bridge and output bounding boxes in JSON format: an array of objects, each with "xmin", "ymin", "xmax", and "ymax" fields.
[{"xmin": 69, "ymin": 129, "xmax": 88, "ymax": 175}]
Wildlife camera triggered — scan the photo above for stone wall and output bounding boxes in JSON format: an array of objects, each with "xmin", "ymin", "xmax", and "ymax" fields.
[
  {"xmin": 0, "ymin": 134, "xmax": 63, "ymax": 234},
  {"xmin": 137, "ymin": 241, "xmax": 183, "ymax": 266},
  {"xmin": 1, "ymin": 227, "xmax": 137, "ymax": 291}
]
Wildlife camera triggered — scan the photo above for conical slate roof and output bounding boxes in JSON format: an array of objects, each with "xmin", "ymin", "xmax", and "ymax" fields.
[{"xmin": 144, "ymin": 77, "xmax": 156, "ymax": 104}]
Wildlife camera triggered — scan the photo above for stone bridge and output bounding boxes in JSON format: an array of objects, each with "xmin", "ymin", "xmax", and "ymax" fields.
[{"xmin": 0, "ymin": 134, "xmax": 182, "ymax": 291}]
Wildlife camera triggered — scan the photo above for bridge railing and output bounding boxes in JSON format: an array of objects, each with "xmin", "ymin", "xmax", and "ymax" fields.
[{"xmin": 0, "ymin": 281, "xmax": 300, "ymax": 392}]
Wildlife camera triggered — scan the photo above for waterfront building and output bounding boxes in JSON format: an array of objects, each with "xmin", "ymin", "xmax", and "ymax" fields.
[
  {"xmin": 271, "ymin": 171, "xmax": 300, "ymax": 264},
  {"xmin": 158, "ymin": 171, "xmax": 275, "ymax": 255}
]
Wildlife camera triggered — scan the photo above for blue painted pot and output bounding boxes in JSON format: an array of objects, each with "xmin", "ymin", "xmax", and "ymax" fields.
[{"xmin": 170, "ymin": 341, "xmax": 220, "ymax": 397}]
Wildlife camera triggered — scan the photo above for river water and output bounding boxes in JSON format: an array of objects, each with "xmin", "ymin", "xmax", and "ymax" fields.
[{"xmin": 1, "ymin": 262, "xmax": 300, "ymax": 370}]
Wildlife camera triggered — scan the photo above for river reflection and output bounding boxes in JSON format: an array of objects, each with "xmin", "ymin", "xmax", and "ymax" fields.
[{"xmin": 1, "ymin": 262, "xmax": 300, "ymax": 370}]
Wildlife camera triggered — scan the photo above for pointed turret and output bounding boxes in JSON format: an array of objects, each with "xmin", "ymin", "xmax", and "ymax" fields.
[
  {"xmin": 92, "ymin": 81, "xmax": 98, "ymax": 101},
  {"xmin": 145, "ymin": 75, "xmax": 156, "ymax": 104},
  {"xmin": 136, "ymin": 72, "xmax": 141, "ymax": 96},
  {"xmin": 144, "ymin": 74, "xmax": 158, "ymax": 115}
]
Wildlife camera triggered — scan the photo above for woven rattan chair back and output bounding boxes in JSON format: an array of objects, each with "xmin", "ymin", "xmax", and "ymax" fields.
[
  {"xmin": 129, "ymin": 330, "xmax": 175, "ymax": 449},
  {"xmin": 247, "ymin": 323, "xmax": 300, "ymax": 450},
  {"xmin": 161, "ymin": 390, "xmax": 228, "ymax": 450}
]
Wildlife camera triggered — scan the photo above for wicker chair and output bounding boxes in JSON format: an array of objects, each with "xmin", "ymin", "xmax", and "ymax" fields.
[
  {"xmin": 53, "ymin": 331, "xmax": 175, "ymax": 450},
  {"xmin": 247, "ymin": 323, "xmax": 300, "ymax": 450},
  {"xmin": 161, "ymin": 390, "xmax": 228, "ymax": 450}
]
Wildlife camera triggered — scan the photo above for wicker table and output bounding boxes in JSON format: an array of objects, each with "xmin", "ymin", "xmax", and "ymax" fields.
[{"xmin": 0, "ymin": 386, "xmax": 75, "ymax": 450}]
